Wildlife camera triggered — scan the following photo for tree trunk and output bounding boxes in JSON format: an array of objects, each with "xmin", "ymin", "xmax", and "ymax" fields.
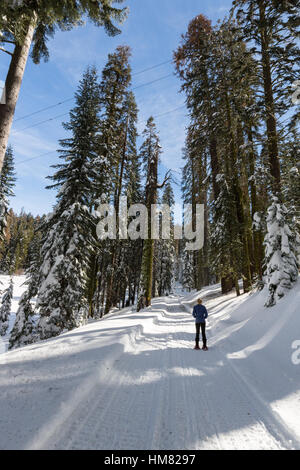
[
  {"xmin": 235, "ymin": 278, "xmax": 241, "ymax": 297},
  {"xmin": 259, "ymin": 1, "xmax": 281, "ymax": 195},
  {"xmin": 209, "ymin": 137, "xmax": 220, "ymax": 199},
  {"xmin": 0, "ymin": 15, "xmax": 37, "ymax": 173},
  {"xmin": 247, "ymin": 126, "xmax": 264, "ymax": 280},
  {"xmin": 137, "ymin": 147, "xmax": 159, "ymax": 310},
  {"xmin": 225, "ymin": 90, "xmax": 252, "ymax": 294},
  {"xmin": 237, "ymin": 122, "xmax": 253, "ymax": 293},
  {"xmin": 221, "ymin": 277, "xmax": 234, "ymax": 294},
  {"xmin": 104, "ymin": 117, "xmax": 129, "ymax": 315}
]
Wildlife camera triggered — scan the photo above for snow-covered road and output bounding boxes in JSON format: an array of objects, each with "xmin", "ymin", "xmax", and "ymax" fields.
[{"xmin": 1, "ymin": 282, "xmax": 300, "ymax": 450}]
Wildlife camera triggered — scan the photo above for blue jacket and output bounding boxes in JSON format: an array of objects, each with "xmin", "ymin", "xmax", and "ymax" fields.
[{"xmin": 192, "ymin": 304, "xmax": 208, "ymax": 323}]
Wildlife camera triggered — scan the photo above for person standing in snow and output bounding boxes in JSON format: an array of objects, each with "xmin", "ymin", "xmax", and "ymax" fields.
[{"xmin": 192, "ymin": 298, "xmax": 208, "ymax": 351}]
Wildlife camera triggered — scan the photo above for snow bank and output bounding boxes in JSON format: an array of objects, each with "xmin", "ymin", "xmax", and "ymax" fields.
[
  {"xmin": 0, "ymin": 277, "xmax": 299, "ymax": 450},
  {"xmin": 183, "ymin": 279, "xmax": 300, "ymax": 447}
]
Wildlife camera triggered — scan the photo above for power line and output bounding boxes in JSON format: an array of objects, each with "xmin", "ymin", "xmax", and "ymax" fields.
[
  {"xmin": 133, "ymin": 59, "xmax": 172, "ymax": 76},
  {"xmin": 11, "ymin": 112, "xmax": 69, "ymax": 135},
  {"xmin": 16, "ymin": 150, "xmax": 58, "ymax": 165},
  {"xmin": 14, "ymin": 98, "xmax": 74, "ymax": 123},
  {"xmin": 153, "ymin": 105, "xmax": 186, "ymax": 120},
  {"xmin": 133, "ymin": 73, "xmax": 173, "ymax": 90},
  {"xmin": 15, "ymin": 104, "xmax": 186, "ymax": 166},
  {"xmin": 13, "ymin": 59, "xmax": 173, "ymax": 123},
  {"xmin": 11, "ymin": 73, "xmax": 175, "ymax": 136}
]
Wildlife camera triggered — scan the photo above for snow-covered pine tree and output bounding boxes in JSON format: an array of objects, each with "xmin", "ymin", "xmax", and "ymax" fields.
[
  {"xmin": 123, "ymin": 93, "xmax": 141, "ymax": 207},
  {"xmin": 210, "ymin": 173, "xmax": 242, "ymax": 296},
  {"xmin": 92, "ymin": 46, "xmax": 133, "ymax": 315},
  {"xmin": 119, "ymin": 91, "xmax": 143, "ymax": 307},
  {"xmin": 98, "ymin": 90, "xmax": 141, "ymax": 312},
  {"xmin": 9, "ymin": 217, "xmax": 46, "ymax": 349},
  {"xmin": 137, "ymin": 117, "xmax": 166, "ymax": 310},
  {"xmin": 0, "ymin": 277, "xmax": 13, "ymax": 336},
  {"xmin": 175, "ymin": 15, "xmax": 260, "ymax": 294},
  {"xmin": 0, "ymin": 145, "xmax": 16, "ymax": 240},
  {"xmin": 282, "ymin": 135, "xmax": 300, "ymax": 233},
  {"xmin": 182, "ymin": 249, "xmax": 194, "ymax": 293},
  {"xmin": 35, "ymin": 66, "xmax": 101, "ymax": 340},
  {"xmin": 8, "ymin": 286, "xmax": 36, "ymax": 349},
  {"xmin": 36, "ymin": 205, "xmax": 96, "ymax": 339},
  {"xmin": 152, "ymin": 192, "xmax": 162, "ymax": 299},
  {"xmin": 180, "ymin": 143, "xmax": 197, "ymax": 291},
  {"xmin": 156, "ymin": 181, "xmax": 176, "ymax": 296},
  {"xmin": 264, "ymin": 197, "xmax": 300, "ymax": 307}
]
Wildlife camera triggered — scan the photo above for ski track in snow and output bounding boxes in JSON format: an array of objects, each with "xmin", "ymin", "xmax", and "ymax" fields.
[{"xmin": 1, "ymin": 280, "xmax": 300, "ymax": 450}]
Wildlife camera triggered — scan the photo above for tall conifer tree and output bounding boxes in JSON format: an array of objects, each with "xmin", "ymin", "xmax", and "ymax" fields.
[{"xmin": 35, "ymin": 67, "xmax": 101, "ymax": 340}]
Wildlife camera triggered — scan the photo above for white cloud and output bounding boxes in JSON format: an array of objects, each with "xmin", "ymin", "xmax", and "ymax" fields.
[{"xmin": 9, "ymin": 130, "xmax": 57, "ymax": 160}]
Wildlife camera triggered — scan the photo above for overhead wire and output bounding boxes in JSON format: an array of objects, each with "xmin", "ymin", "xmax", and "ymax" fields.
[
  {"xmin": 11, "ymin": 73, "xmax": 175, "ymax": 136},
  {"xmin": 15, "ymin": 104, "xmax": 187, "ymax": 166},
  {"xmin": 13, "ymin": 57, "xmax": 182, "ymax": 166},
  {"xmin": 13, "ymin": 59, "xmax": 173, "ymax": 123}
]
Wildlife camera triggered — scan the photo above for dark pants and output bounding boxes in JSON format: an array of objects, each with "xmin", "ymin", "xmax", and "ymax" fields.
[{"xmin": 195, "ymin": 322, "xmax": 207, "ymax": 348}]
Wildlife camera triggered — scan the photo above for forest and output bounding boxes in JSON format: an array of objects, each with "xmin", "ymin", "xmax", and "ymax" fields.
[{"xmin": 0, "ymin": 0, "xmax": 299, "ymax": 350}]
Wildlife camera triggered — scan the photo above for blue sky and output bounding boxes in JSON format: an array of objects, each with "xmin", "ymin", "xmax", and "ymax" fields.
[{"xmin": 0, "ymin": 0, "xmax": 233, "ymax": 217}]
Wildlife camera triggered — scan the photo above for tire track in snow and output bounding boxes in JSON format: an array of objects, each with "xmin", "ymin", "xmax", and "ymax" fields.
[
  {"xmin": 170, "ymin": 328, "xmax": 224, "ymax": 450},
  {"xmin": 178, "ymin": 300, "xmax": 295, "ymax": 449},
  {"xmin": 40, "ymin": 301, "xmax": 178, "ymax": 449},
  {"xmin": 27, "ymin": 294, "xmax": 298, "ymax": 450},
  {"xmin": 218, "ymin": 344, "xmax": 300, "ymax": 450},
  {"xmin": 177, "ymin": 298, "xmax": 286, "ymax": 450},
  {"xmin": 196, "ymin": 295, "xmax": 299, "ymax": 449}
]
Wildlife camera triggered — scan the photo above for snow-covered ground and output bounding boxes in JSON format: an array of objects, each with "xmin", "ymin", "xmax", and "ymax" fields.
[{"xmin": 0, "ymin": 276, "xmax": 300, "ymax": 450}]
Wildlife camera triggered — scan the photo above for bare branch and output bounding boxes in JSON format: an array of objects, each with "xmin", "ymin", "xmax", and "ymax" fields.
[
  {"xmin": 0, "ymin": 39, "xmax": 16, "ymax": 45},
  {"xmin": 0, "ymin": 46, "xmax": 13, "ymax": 56},
  {"xmin": 156, "ymin": 170, "xmax": 171, "ymax": 189}
]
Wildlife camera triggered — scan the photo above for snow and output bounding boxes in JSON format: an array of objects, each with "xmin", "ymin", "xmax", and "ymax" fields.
[{"xmin": 0, "ymin": 276, "xmax": 300, "ymax": 450}]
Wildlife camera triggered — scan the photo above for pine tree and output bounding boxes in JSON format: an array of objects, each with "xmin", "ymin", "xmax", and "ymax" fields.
[
  {"xmin": 97, "ymin": 46, "xmax": 132, "ymax": 201},
  {"xmin": 174, "ymin": 15, "xmax": 221, "ymax": 202},
  {"xmin": 0, "ymin": 0, "xmax": 128, "ymax": 173},
  {"xmin": 36, "ymin": 205, "xmax": 95, "ymax": 340},
  {"xmin": 0, "ymin": 145, "xmax": 15, "ymax": 240},
  {"xmin": 0, "ymin": 210, "xmax": 40, "ymax": 274},
  {"xmin": 175, "ymin": 16, "xmax": 260, "ymax": 295},
  {"xmin": 119, "ymin": 91, "xmax": 142, "ymax": 307},
  {"xmin": 137, "ymin": 117, "xmax": 170, "ymax": 310},
  {"xmin": 281, "ymin": 135, "xmax": 300, "ymax": 231},
  {"xmin": 156, "ymin": 182, "xmax": 176, "ymax": 296},
  {"xmin": 9, "ymin": 217, "xmax": 45, "ymax": 349},
  {"xmin": 97, "ymin": 91, "xmax": 141, "ymax": 313},
  {"xmin": 35, "ymin": 67, "xmax": 101, "ymax": 340},
  {"xmin": 174, "ymin": 7, "xmax": 299, "ymax": 303},
  {"xmin": 232, "ymin": 0, "xmax": 299, "ymax": 195},
  {"xmin": 181, "ymin": 143, "xmax": 198, "ymax": 291},
  {"xmin": 8, "ymin": 286, "xmax": 36, "ymax": 349},
  {"xmin": 264, "ymin": 197, "xmax": 300, "ymax": 307},
  {"xmin": 0, "ymin": 277, "xmax": 13, "ymax": 336},
  {"xmin": 122, "ymin": 92, "xmax": 140, "ymax": 206},
  {"xmin": 92, "ymin": 46, "xmax": 134, "ymax": 315},
  {"xmin": 182, "ymin": 250, "xmax": 195, "ymax": 292}
]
